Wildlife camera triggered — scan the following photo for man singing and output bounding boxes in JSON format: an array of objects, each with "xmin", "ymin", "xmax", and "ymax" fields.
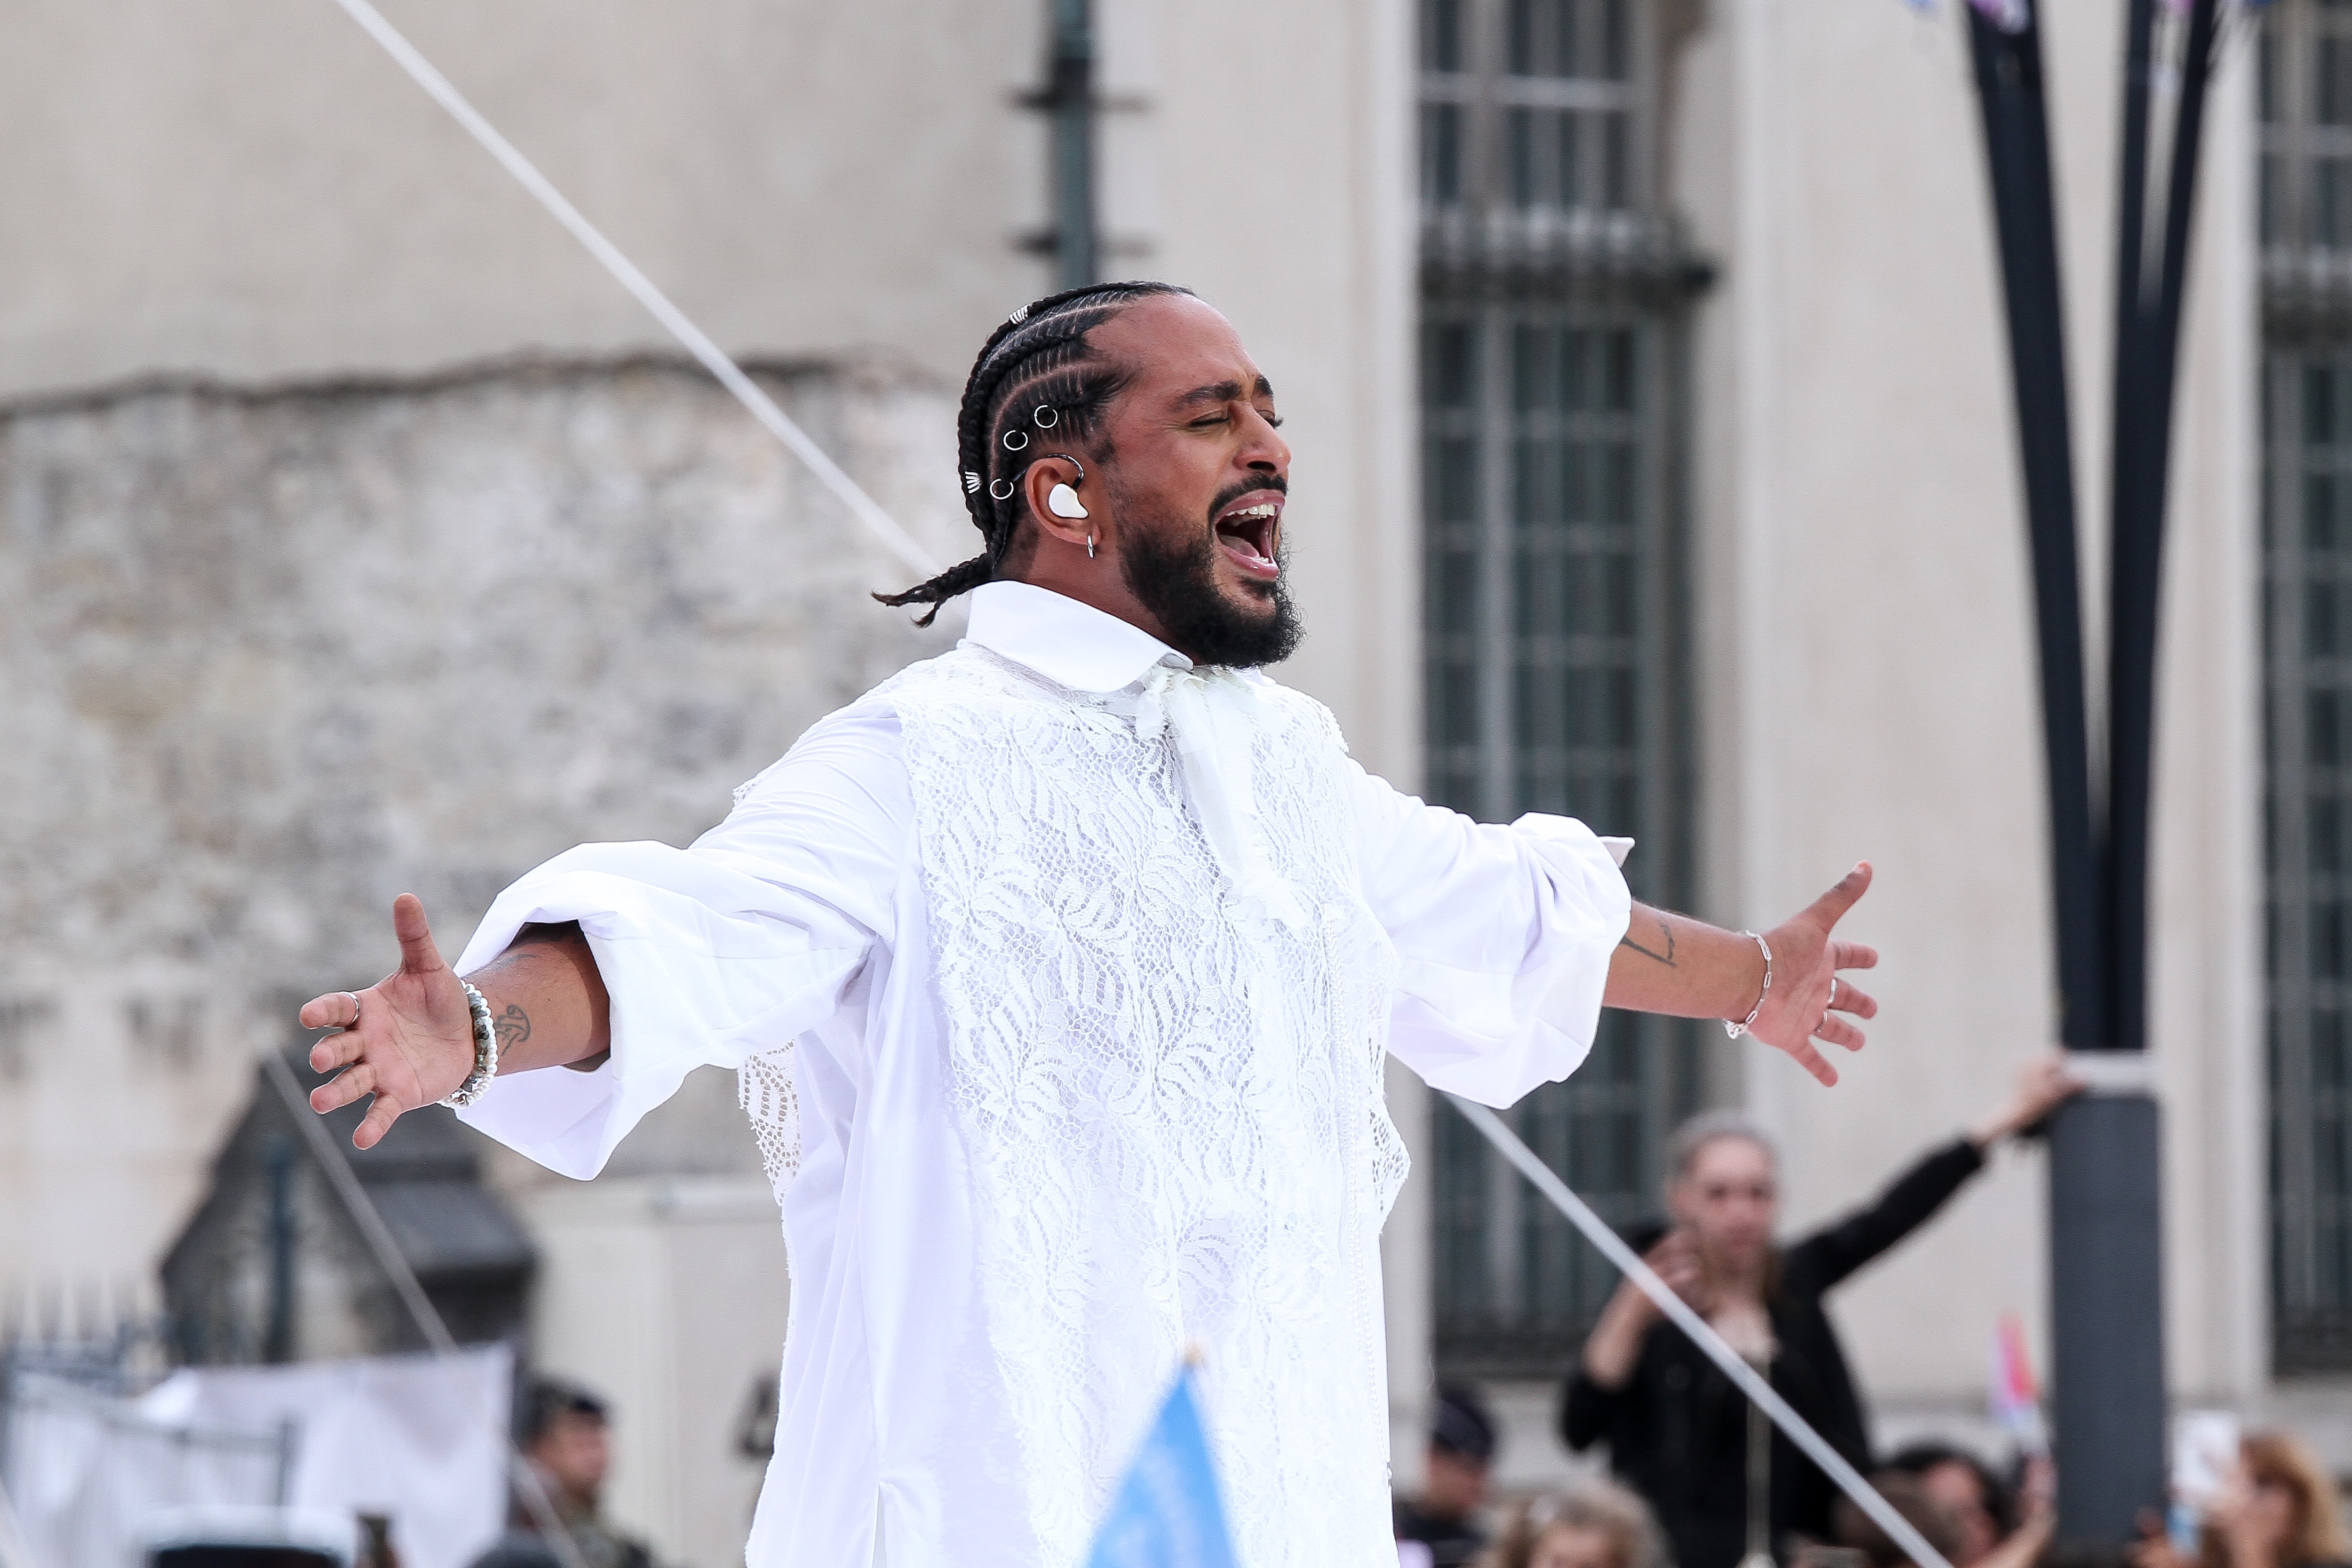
[{"xmin": 301, "ymin": 282, "xmax": 1880, "ymax": 1568}]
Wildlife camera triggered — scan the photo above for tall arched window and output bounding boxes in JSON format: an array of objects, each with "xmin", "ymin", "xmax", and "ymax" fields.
[{"xmin": 1419, "ymin": 0, "xmax": 1709, "ymax": 1375}]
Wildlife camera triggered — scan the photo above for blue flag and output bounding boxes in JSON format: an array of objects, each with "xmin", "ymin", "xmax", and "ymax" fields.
[{"xmin": 1084, "ymin": 1363, "xmax": 1240, "ymax": 1568}]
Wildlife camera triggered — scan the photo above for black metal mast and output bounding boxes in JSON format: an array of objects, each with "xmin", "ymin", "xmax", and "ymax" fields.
[
  {"xmin": 1963, "ymin": 0, "xmax": 2225, "ymax": 1541},
  {"xmin": 1041, "ymin": 0, "xmax": 1098, "ymax": 289}
]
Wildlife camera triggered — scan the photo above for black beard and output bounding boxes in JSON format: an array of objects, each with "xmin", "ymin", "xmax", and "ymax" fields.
[{"xmin": 1120, "ymin": 518, "xmax": 1303, "ymax": 669}]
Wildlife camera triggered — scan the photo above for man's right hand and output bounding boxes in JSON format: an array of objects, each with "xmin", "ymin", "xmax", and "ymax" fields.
[{"xmin": 299, "ymin": 893, "xmax": 475, "ymax": 1149}]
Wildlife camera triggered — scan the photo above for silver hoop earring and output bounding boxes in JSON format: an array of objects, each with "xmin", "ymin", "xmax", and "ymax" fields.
[
  {"xmin": 989, "ymin": 478, "xmax": 1017, "ymax": 501},
  {"xmin": 1033, "ymin": 406, "xmax": 1059, "ymax": 428},
  {"xmin": 1086, "ymin": 533, "xmax": 1097, "ymax": 559},
  {"xmin": 1002, "ymin": 429, "xmax": 1029, "ymax": 451}
]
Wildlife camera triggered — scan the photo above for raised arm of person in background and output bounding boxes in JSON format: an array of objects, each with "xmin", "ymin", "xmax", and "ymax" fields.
[
  {"xmin": 1570, "ymin": 1228, "xmax": 1705, "ymax": 1401},
  {"xmin": 1569, "ymin": 1054, "xmax": 2083, "ymax": 1405},
  {"xmin": 1791, "ymin": 1053, "xmax": 2086, "ymax": 1291},
  {"xmin": 297, "ymin": 896, "xmax": 610, "ymax": 1149}
]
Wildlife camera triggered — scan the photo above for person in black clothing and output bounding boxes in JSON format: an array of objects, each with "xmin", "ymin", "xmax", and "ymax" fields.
[
  {"xmin": 1560, "ymin": 1057, "xmax": 2083, "ymax": 1568},
  {"xmin": 1395, "ymin": 1385, "xmax": 1501, "ymax": 1567}
]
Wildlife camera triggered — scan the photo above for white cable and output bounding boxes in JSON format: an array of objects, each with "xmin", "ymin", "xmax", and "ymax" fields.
[
  {"xmin": 319, "ymin": 0, "xmax": 942, "ymax": 582},
  {"xmin": 1445, "ymin": 1094, "xmax": 1958, "ymax": 1568}
]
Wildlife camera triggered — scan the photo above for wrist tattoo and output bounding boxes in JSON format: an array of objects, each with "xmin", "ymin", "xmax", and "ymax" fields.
[
  {"xmin": 1618, "ymin": 914, "xmax": 1678, "ymax": 966},
  {"xmin": 494, "ymin": 1004, "xmax": 532, "ymax": 1053}
]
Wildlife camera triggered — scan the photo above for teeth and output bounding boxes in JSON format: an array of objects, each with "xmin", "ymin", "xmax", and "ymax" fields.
[{"xmin": 1222, "ymin": 501, "xmax": 1278, "ymax": 522}]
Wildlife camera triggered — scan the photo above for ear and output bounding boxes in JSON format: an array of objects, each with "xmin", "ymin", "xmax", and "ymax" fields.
[{"xmin": 1023, "ymin": 454, "xmax": 1094, "ymax": 553}]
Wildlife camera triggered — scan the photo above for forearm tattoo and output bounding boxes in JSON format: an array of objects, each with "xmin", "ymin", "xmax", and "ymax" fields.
[{"xmin": 1617, "ymin": 913, "xmax": 1678, "ymax": 966}]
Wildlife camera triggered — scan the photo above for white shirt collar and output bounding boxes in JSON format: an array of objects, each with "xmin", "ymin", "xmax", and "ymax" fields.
[{"xmin": 961, "ymin": 581, "xmax": 1190, "ymax": 693}]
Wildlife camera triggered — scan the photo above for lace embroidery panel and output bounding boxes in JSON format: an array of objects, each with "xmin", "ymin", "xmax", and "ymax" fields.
[
  {"xmin": 888, "ymin": 647, "xmax": 1407, "ymax": 1568},
  {"xmin": 738, "ymin": 1041, "xmax": 802, "ymax": 1214}
]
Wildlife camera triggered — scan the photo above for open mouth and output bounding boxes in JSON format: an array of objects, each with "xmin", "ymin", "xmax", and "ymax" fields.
[{"xmin": 1212, "ymin": 492, "xmax": 1283, "ymax": 581}]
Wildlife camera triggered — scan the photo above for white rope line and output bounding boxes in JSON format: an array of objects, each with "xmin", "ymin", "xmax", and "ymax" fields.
[
  {"xmin": 1444, "ymin": 1095, "xmax": 1957, "ymax": 1568},
  {"xmin": 319, "ymin": 0, "xmax": 942, "ymax": 582}
]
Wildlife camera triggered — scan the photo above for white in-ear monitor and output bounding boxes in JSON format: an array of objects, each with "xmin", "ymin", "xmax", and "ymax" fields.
[{"xmin": 1047, "ymin": 482, "xmax": 1089, "ymax": 520}]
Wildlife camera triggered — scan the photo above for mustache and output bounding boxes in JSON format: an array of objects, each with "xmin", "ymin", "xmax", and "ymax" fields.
[{"xmin": 1204, "ymin": 475, "xmax": 1287, "ymax": 525}]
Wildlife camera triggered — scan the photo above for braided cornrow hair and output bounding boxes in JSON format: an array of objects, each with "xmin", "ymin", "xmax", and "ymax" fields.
[{"xmin": 874, "ymin": 279, "xmax": 1194, "ymax": 625}]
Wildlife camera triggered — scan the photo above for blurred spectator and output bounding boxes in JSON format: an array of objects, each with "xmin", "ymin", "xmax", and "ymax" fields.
[
  {"xmin": 1831, "ymin": 1472, "xmax": 1967, "ymax": 1568},
  {"xmin": 1884, "ymin": 1444, "xmax": 2016, "ymax": 1566},
  {"xmin": 1395, "ymin": 1386, "xmax": 1500, "ymax": 1568},
  {"xmin": 1979, "ymin": 1457, "xmax": 2058, "ymax": 1568},
  {"xmin": 1561, "ymin": 1058, "xmax": 2084, "ymax": 1568},
  {"xmin": 465, "ymin": 1540, "xmax": 562, "ymax": 1568},
  {"xmin": 1477, "ymin": 1476, "xmax": 1666, "ymax": 1568},
  {"xmin": 2133, "ymin": 1431, "xmax": 2352, "ymax": 1568},
  {"xmin": 511, "ymin": 1378, "xmax": 655, "ymax": 1568}
]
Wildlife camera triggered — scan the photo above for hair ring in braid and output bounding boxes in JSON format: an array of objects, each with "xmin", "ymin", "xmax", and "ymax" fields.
[
  {"xmin": 1002, "ymin": 429, "xmax": 1029, "ymax": 451},
  {"xmin": 1033, "ymin": 406, "xmax": 1059, "ymax": 428},
  {"xmin": 990, "ymin": 478, "xmax": 1017, "ymax": 501}
]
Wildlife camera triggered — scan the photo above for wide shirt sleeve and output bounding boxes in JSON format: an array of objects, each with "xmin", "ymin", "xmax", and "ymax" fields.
[
  {"xmin": 450, "ymin": 707, "xmax": 909, "ymax": 1178},
  {"xmin": 1351, "ymin": 762, "xmax": 1633, "ymax": 1106}
]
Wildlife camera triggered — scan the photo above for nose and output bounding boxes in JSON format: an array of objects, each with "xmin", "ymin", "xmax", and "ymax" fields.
[{"xmin": 1238, "ymin": 404, "xmax": 1289, "ymax": 476}]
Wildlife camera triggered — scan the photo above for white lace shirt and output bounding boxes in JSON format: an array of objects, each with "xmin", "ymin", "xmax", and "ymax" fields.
[{"xmin": 453, "ymin": 582, "xmax": 1632, "ymax": 1568}]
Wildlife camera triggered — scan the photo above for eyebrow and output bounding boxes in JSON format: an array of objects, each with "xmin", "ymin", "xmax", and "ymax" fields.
[{"xmin": 1172, "ymin": 375, "xmax": 1275, "ymax": 409}]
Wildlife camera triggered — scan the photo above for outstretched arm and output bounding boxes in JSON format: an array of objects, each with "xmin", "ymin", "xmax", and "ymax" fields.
[
  {"xmin": 1602, "ymin": 863, "xmax": 1881, "ymax": 1086},
  {"xmin": 298, "ymin": 894, "xmax": 612, "ymax": 1149}
]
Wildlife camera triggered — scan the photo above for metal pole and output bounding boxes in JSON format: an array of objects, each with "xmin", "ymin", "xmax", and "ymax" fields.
[
  {"xmin": 2048, "ymin": 1086, "xmax": 2167, "ymax": 1540},
  {"xmin": 1962, "ymin": 0, "xmax": 2215, "ymax": 1538},
  {"xmin": 1963, "ymin": 5, "xmax": 2106, "ymax": 1057},
  {"xmin": 264, "ymin": 1133, "xmax": 297, "ymax": 1365},
  {"xmin": 1047, "ymin": 0, "xmax": 1098, "ymax": 289},
  {"xmin": 2108, "ymin": 0, "xmax": 2221, "ymax": 1066}
]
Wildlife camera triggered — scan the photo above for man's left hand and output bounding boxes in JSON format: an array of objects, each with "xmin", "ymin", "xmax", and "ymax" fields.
[{"xmin": 1749, "ymin": 862, "xmax": 1879, "ymax": 1087}]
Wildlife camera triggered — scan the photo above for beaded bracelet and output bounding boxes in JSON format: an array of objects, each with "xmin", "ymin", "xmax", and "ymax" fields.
[
  {"xmin": 440, "ymin": 979, "xmax": 501, "ymax": 1107},
  {"xmin": 1723, "ymin": 931, "xmax": 1773, "ymax": 1040}
]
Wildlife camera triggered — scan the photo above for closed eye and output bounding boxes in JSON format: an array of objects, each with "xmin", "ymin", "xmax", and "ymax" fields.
[{"xmin": 1188, "ymin": 406, "xmax": 1282, "ymax": 431}]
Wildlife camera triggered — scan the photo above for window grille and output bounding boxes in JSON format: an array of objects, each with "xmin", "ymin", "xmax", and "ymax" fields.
[
  {"xmin": 2265, "ymin": 350, "xmax": 2352, "ymax": 1374},
  {"xmin": 2264, "ymin": 0, "xmax": 2352, "ymax": 1376},
  {"xmin": 1419, "ymin": 0, "xmax": 1704, "ymax": 1377}
]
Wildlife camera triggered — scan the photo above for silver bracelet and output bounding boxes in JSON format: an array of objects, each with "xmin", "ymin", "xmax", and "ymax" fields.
[
  {"xmin": 1723, "ymin": 931, "xmax": 1772, "ymax": 1039},
  {"xmin": 440, "ymin": 979, "xmax": 501, "ymax": 1107}
]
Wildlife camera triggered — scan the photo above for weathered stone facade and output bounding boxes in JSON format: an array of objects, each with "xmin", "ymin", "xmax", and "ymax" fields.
[{"xmin": 0, "ymin": 355, "xmax": 970, "ymax": 1297}]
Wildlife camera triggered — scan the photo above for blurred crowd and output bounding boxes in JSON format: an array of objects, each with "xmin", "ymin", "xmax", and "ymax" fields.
[{"xmin": 1395, "ymin": 1058, "xmax": 2352, "ymax": 1568}]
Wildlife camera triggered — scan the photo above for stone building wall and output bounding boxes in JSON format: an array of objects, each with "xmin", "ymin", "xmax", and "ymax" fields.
[{"xmin": 0, "ymin": 353, "xmax": 971, "ymax": 1305}]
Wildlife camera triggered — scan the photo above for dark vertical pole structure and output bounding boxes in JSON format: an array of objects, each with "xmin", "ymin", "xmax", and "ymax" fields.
[
  {"xmin": 1964, "ymin": 6, "xmax": 2106, "ymax": 1059},
  {"xmin": 2109, "ymin": 0, "xmax": 2221, "ymax": 1062},
  {"xmin": 1047, "ymin": 0, "xmax": 1098, "ymax": 289},
  {"xmin": 1964, "ymin": 0, "xmax": 2223, "ymax": 1541},
  {"xmin": 264, "ymin": 1131, "xmax": 298, "ymax": 1364}
]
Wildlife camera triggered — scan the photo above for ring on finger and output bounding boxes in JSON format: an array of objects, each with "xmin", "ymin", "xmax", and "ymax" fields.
[
  {"xmin": 1828, "ymin": 978, "xmax": 1839, "ymax": 1009},
  {"xmin": 342, "ymin": 991, "xmax": 363, "ymax": 1031}
]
